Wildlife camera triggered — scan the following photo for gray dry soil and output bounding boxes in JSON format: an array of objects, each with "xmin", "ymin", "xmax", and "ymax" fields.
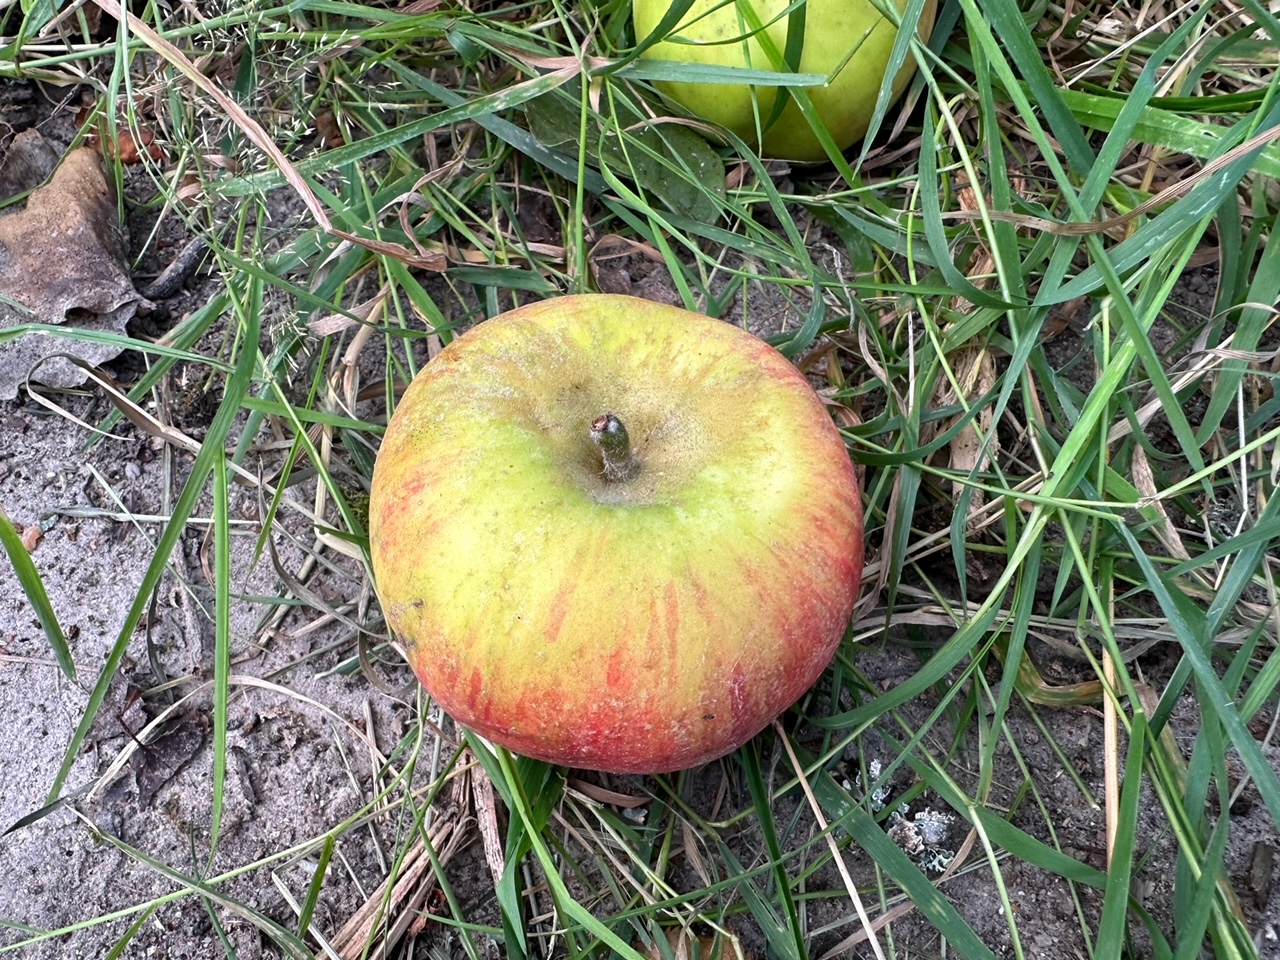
[
  {"xmin": 0, "ymin": 395, "xmax": 413, "ymax": 958},
  {"xmin": 4, "ymin": 405, "xmax": 1280, "ymax": 960},
  {"xmin": 2, "ymin": 89, "xmax": 1280, "ymax": 960}
]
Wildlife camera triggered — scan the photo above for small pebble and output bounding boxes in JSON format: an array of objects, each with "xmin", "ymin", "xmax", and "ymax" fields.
[{"xmin": 125, "ymin": 462, "xmax": 142, "ymax": 480}]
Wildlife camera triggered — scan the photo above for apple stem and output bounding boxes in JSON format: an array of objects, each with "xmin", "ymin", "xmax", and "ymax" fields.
[{"xmin": 590, "ymin": 413, "xmax": 640, "ymax": 483}]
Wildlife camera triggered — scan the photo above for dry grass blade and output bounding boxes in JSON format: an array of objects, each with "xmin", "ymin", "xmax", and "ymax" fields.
[
  {"xmin": 87, "ymin": 0, "xmax": 331, "ymax": 231},
  {"xmin": 773, "ymin": 721, "xmax": 886, "ymax": 960},
  {"xmin": 1131, "ymin": 445, "xmax": 1192, "ymax": 561},
  {"xmin": 566, "ymin": 777, "xmax": 651, "ymax": 808},
  {"xmin": 681, "ymin": 819, "xmax": 714, "ymax": 888},
  {"xmin": 926, "ymin": 172, "xmax": 1013, "ymax": 518},
  {"xmin": 473, "ymin": 759, "xmax": 507, "ymax": 888},
  {"xmin": 943, "ymin": 119, "xmax": 1280, "ymax": 234},
  {"xmin": 25, "ymin": 355, "xmax": 200, "ymax": 454},
  {"xmin": 84, "ymin": 673, "xmax": 382, "ymax": 806},
  {"xmin": 555, "ymin": 805, "xmax": 661, "ymax": 909},
  {"xmin": 331, "ymin": 815, "xmax": 467, "ymax": 959},
  {"xmin": 269, "ymin": 871, "xmax": 343, "ymax": 960},
  {"xmin": 930, "ymin": 343, "xmax": 997, "ymax": 512},
  {"xmin": 815, "ymin": 827, "xmax": 979, "ymax": 960}
]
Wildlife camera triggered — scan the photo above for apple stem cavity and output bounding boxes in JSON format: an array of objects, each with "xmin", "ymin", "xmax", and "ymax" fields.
[{"xmin": 591, "ymin": 413, "xmax": 640, "ymax": 483}]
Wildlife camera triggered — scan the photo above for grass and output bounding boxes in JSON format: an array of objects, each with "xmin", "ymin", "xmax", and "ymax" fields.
[{"xmin": 1, "ymin": 0, "xmax": 1279, "ymax": 956}]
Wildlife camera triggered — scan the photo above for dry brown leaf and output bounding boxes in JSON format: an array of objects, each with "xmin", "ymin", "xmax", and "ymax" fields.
[
  {"xmin": 939, "ymin": 344, "xmax": 998, "ymax": 510},
  {"xmin": 77, "ymin": 102, "xmax": 166, "ymax": 165},
  {"xmin": 1131, "ymin": 445, "xmax": 1192, "ymax": 561},
  {"xmin": 0, "ymin": 147, "xmax": 148, "ymax": 398},
  {"xmin": 637, "ymin": 927, "xmax": 747, "ymax": 960},
  {"xmin": 20, "ymin": 524, "xmax": 42, "ymax": 553},
  {"xmin": 566, "ymin": 777, "xmax": 651, "ymax": 808},
  {"xmin": 312, "ymin": 109, "xmax": 345, "ymax": 148},
  {"xmin": 681, "ymin": 818, "xmax": 712, "ymax": 888}
]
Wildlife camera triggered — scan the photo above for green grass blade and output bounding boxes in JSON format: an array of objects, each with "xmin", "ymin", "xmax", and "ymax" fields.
[
  {"xmin": 492, "ymin": 747, "xmax": 647, "ymax": 959},
  {"xmin": 1094, "ymin": 714, "xmax": 1146, "ymax": 959},
  {"xmin": 101, "ymin": 904, "xmax": 159, "ymax": 960},
  {"xmin": 958, "ymin": 0, "xmax": 1093, "ymax": 172},
  {"xmin": 1117, "ymin": 523, "xmax": 1280, "ymax": 825},
  {"xmin": 740, "ymin": 745, "xmax": 805, "ymax": 960},
  {"xmin": 208, "ymin": 444, "xmax": 231, "ymax": 861},
  {"xmin": 1057, "ymin": 87, "xmax": 1280, "ymax": 177},
  {"xmin": 296, "ymin": 835, "xmax": 334, "ymax": 942},
  {"xmin": 1195, "ymin": 219, "xmax": 1280, "ymax": 443},
  {"xmin": 44, "ymin": 276, "xmax": 263, "ymax": 803},
  {"xmin": 218, "ymin": 66, "xmax": 584, "ymax": 199},
  {"xmin": 86, "ymin": 824, "xmax": 313, "ymax": 960},
  {"xmin": 0, "ymin": 504, "xmax": 73, "ymax": 681},
  {"xmin": 1044, "ymin": 100, "xmax": 1280, "ymax": 303}
]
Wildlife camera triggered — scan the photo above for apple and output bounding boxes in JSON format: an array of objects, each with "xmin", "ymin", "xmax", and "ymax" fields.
[
  {"xmin": 633, "ymin": 0, "xmax": 936, "ymax": 161},
  {"xmin": 368, "ymin": 294, "xmax": 863, "ymax": 773}
]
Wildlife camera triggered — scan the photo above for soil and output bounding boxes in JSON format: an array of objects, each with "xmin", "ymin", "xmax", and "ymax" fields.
[{"xmin": 1, "ymin": 79, "xmax": 1279, "ymax": 960}]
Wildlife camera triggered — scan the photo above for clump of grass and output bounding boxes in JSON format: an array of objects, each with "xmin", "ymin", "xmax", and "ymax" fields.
[{"xmin": 2, "ymin": 0, "xmax": 1279, "ymax": 956}]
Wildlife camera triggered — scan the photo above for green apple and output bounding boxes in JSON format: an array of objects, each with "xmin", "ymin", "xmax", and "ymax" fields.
[
  {"xmin": 633, "ymin": 0, "xmax": 936, "ymax": 161},
  {"xmin": 369, "ymin": 294, "xmax": 863, "ymax": 773}
]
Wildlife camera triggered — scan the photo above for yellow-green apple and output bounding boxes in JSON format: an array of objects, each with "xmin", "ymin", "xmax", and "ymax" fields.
[
  {"xmin": 633, "ymin": 0, "xmax": 936, "ymax": 161},
  {"xmin": 369, "ymin": 294, "xmax": 863, "ymax": 773}
]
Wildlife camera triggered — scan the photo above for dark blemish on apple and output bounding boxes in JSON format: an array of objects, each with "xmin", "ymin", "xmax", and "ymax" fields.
[
  {"xmin": 390, "ymin": 599, "xmax": 426, "ymax": 622},
  {"xmin": 703, "ymin": 714, "xmax": 715, "ymax": 720}
]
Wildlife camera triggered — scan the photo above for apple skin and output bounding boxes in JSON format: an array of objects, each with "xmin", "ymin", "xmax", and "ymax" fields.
[
  {"xmin": 369, "ymin": 294, "xmax": 863, "ymax": 774},
  {"xmin": 633, "ymin": 0, "xmax": 937, "ymax": 161}
]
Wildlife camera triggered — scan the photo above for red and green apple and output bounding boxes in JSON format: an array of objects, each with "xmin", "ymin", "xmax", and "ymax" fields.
[{"xmin": 369, "ymin": 294, "xmax": 863, "ymax": 773}]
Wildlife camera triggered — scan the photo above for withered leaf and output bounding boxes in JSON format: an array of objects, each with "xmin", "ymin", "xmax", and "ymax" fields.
[{"xmin": 0, "ymin": 147, "xmax": 149, "ymax": 399}]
